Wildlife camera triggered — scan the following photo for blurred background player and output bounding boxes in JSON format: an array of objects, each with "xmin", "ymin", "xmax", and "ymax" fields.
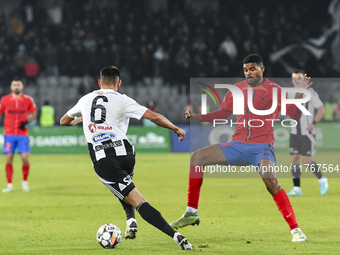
[
  {"xmin": 287, "ymin": 70, "xmax": 328, "ymax": 196},
  {"xmin": 0, "ymin": 78, "xmax": 37, "ymax": 192}
]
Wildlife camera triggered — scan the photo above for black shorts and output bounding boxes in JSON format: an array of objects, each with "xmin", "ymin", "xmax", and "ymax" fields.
[
  {"xmin": 94, "ymin": 155, "xmax": 136, "ymax": 200},
  {"xmin": 289, "ymin": 133, "xmax": 316, "ymax": 157}
]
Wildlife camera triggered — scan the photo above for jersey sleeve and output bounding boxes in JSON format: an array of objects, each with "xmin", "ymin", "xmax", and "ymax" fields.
[
  {"xmin": 0, "ymin": 97, "xmax": 6, "ymax": 114},
  {"xmin": 310, "ymin": 89, "xmax": 323, "ymax": 109},
  {"xmin": 221, "ymin": 90, "xmax": 233, "ymax": 111},
  {"xmin": 275, "ymin": 85, "xmax": 282, "ymax": 117},
  {"xmin": 27, "ymin": 96, "xmax": 37, "ymax": 113},
  {"xmin": 67, "ymin": 97, "xmax": 84, "ymax": 118},
  {"xmin": 124, "ymin": 95, "xmax": 148, "ymax": 120}
]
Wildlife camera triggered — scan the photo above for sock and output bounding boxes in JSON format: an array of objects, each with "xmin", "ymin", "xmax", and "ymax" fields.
[
  {"xmin": 291, "ymin": 164, "xmax": 301, "ymax": 187},
  {"xmin": 318, "ymin": 176, "xmax": 327, "ymax": 183},
  {"xmin": 22, "ymin": 164, "xmax": 30, "ymax": 181},
  {"xmin": 5, "ymin": 163, "xmax": 13, "ymax": 184},
  {"xmin": 119, "ymin": 199, "xmax": 135, "ymax": 220},
  {"xmin": 187, "ymin": 166, "xmax": 203, "ymax": 209},
  {"xmin": 186, "ymin": 206, "xmax": 198, "ymax": 214},
  {"xmin": 273, "ymin": 189, "xmax": 299, "ymax": 230},
  {"xmin": 136, "ymin": 201, "xmax": 176, "ymax": 238},
  {"xmin": 293, "ymin": 187, "xmax": 302, "ymax": 192},
  {"xmin": 308, "ymin": 161, "xmax": 323, "ymax": 179}
]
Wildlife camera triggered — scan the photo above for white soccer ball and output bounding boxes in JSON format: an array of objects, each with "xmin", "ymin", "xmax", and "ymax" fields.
[{"xmin": 96, "ymin": 223, "xmax": 122, "ymax": 249}]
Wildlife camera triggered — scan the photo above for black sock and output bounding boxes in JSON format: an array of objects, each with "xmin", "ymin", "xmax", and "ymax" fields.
[
  {"xmin": 119, "ymin": 200, "xmax": 135, "ymax": 220},
  {"xmin": 136, "ymin": 201, "xmax": 176, "ymax": 238},
  {"xmin": 308, "ymin": 161, "xmax": 323, "ymax": 179},
  {"xmin": 291, "ymin": 164, "xmax": 301, "ymax": 187}
]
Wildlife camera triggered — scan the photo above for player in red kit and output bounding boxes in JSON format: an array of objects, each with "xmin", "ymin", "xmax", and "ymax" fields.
[
  {"xmin": 170, "ymin": 54, "xmax": 309, "ymax": 242},
  {"xmin": 0, "ymin": 78, "xmax": 37, "ymax": 192}
]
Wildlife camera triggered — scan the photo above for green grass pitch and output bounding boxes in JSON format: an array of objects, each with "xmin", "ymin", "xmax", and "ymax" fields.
[{"xmin": 0, "ymin": 151, "xmax": 339, "ymax": 254}]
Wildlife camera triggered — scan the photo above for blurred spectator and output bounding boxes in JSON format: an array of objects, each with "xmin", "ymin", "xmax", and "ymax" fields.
[
  {"xmin": 60, "ymin": 44, "xmax": 73, "ymax": 75},
  {"xmin": 219, "ymin": 36, "xmax": 238, "ymax": 61},
  {"xmin": 39, "ymin": 100, "xmax": 55, "ymax": 127},
  {"xmin": 0, "ymin": 0, "xmax": 335, "ymax": 91},
  {"xmin": 334, "ymin": 99, "xmax": 340, "ymax": 122},
  {"xmin": 143, "ymin": 99, "xmax": 159, "ymax": 127},
  {"xmin": 10, "ymin": 12, "xmax": 24, "ymax": 35},
  {"xmin": 13, "ymin": 44, "xmax": 27, "ymax": 77},
  {"xmin": 83, "ymin": 34, "xmax": 97, "ymax": 50},
  {"xmin": 24, "ymin": 57, "xmax": 39, "ymax": 85},
  {"xmin": 153, "ymin": 46, "xmax": 165, "ymax": 77},
  {"xmin": 43, "ymin": 43, "xmax": 59, "ymax": 76}
]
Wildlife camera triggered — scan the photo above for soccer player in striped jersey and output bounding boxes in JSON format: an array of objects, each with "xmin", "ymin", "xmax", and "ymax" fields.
[
  {"xmin": 0, "ymin": 78, "xmax": 37, "ymax": 193},
  {"xmin": 287, "ymin": 70, "xmax": 327, "ymax": 196},
  {"xmin": 60, "ymin": 66, "xmax": 192, "ymax": 250},
  {"xmin": 170, "ymin": 54, "xmax": 308, "ymax": 242}
]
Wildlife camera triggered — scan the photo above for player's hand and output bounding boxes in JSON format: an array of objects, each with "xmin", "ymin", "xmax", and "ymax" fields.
[
  {"xmin": 306, "ymin": 123, "xmax": 315, "ymax": 132},
  {"xmin": 72, "ymin": 116, "xmax": 83, "ymax": 125},
  {"xmin": 295, "ymin": 74, "xmax": 313, "ymax": 99},
  {"xmin": 185, "ymin": 109, "xmax": 200, "ymax": 121},
  {"xmin": 19, "ymin": 121, "xmax": 28, "ymax": 130},
  {"xmin": 174, "ymin": 127, "xmax": 185, "ymax": 142},
  {"xmin": 185, "ymin": 109, "xmax": 192, "ymax": 119}
]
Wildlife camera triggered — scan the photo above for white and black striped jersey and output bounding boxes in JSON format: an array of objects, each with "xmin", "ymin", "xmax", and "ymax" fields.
[
  {"xmin": 289, "ymin": 87, "xmax": 323, "ymax": 136},
  {"xmin": 67, "ymin": 89, "xmax": 147, "ymax": 164}
]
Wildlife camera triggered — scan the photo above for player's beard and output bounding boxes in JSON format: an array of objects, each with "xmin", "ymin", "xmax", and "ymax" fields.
[
  {"xmin": 13, "ymin": 90, "xmax": 20, "ymax": 95},
  {"xmin": 246, "ymin": 78, "xmax": 261, "ymax": 87}
]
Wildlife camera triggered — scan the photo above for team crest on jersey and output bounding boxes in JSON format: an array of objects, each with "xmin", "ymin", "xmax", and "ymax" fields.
[
  {"xmin": 92, "ymin": 133, "xmax": 116, "ymax": 142},
  {"xmin": 88, "ymin": 124, "xmax": 96, "ymax": 133}
]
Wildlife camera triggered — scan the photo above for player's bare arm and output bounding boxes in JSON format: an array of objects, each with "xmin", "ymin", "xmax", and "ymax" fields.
[
  {"xmin": 27, "ymin": 112, "xmax": 37, "ymax": 123},
  {"xmin": 60, "ymin": 114, "xmax": 83, "ymax": 126},
  {"xmin": 307, "ymin": 105, "xmax": 325, "ymax": 132},
  {"xmin": 142, "ymin": 110, "xmax": 185, "ymax": 142}
]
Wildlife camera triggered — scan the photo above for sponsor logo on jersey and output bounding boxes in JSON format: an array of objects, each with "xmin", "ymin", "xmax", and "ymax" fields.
[
  {"xmin": 92, "ymin": 133, "xmax": 116, "ymax": 142},
  {"xmin": 97, "ymin": 91, "xmax": 104, "ymax": 95},
  {"xmin": 97, "ymin": 126, "xmax": 112, "ymax": 131},
  {"xmin": 88, "ymin": 124, "xmax": 96, "ymax": 133},
  {"xmin": 94, "ymin": 140, "xmax": 122, "ymax": 151},
  {"xmin": 8, "ymin": 110, "xmax": 26, "ymax": 114},
  {"xmin": 89, "ymin": 124, "xmax": 112, "ymax": 133}
]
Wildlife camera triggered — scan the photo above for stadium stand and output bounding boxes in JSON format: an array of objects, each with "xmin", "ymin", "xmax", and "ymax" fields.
[{"xmin": 0, "ymin": 0, "xmax": 338, "ymax": 123}]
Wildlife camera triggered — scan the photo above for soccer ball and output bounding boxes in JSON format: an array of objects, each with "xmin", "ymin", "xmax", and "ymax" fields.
[{"xmin": 96, "ymin": 223, "xmax": 122, "ymax": 249}]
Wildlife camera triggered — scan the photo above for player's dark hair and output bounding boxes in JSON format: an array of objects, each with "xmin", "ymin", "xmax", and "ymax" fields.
[
  {"xmin": 293, "ymin": 69, "xmax": 305, "ymax": 75},
  {"xmin": 100, "ymin": 66, "xmax": 120, "ymax": 85},
  {"xmin": 242, "ymin": 54, "xmax": 263, "ymax": 67},
  {"xmin": 12, "ymin": 77, "xmax": 22, "ymax": 82}
]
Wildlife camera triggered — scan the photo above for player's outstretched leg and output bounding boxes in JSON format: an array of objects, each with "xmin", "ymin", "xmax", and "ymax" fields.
[
  {"xmin": 259, "ymin": 159, "xmax": 307, "ymax": 242},
  {"xmin": 3, "ymin": 163, "xmax": 14, "ymax": 193},
  {"xmin": 170, "ymin": 165, "xmax": 201, "ymax": 229},
  {"xmin": 126, "ymin": 188, "xmax": 192, "ymax": 250},
  {"xmin": 170, "ymin": 145, "xmax": 227, "ymax": 229},
  {"xmin": 119, "ymin": 200, "xmax": 137, "ymax": 239}
]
